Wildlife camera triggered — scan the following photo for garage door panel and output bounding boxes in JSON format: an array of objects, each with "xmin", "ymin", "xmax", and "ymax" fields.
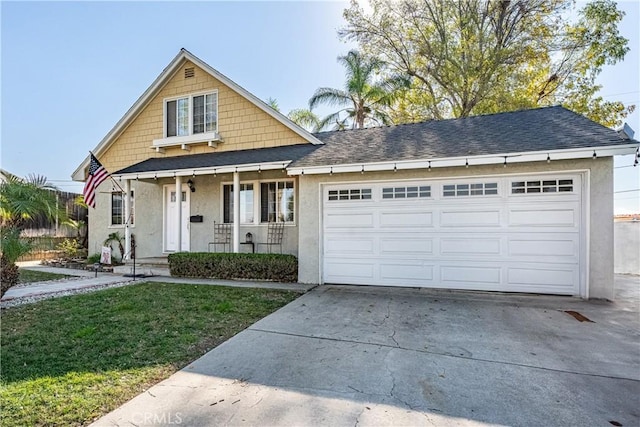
[
  {"xmin": 379, "ymin": 211, "xmax": 433, "ymax": 228},
  {"xmin": 507, "ymin": 266, "xmax": 577, "ymax": 294},
  {"xmin": 380, "ymin": 263, "xmax": 434, "ymax": 282},
  {"xmin": 440, "ymin": 238, "xmax": 501, "ymax": 256},
  {"xmin": 440, "ymin": 210, "xmax": 501, "ymax": 227},
  {"xmin": 325, "ymin": 237, "xmax": 374, "ymax": 255},
  {"xmin": 508, "ymin": 237, "xmax": 578, "ymax": 258},
  {"xmin": 509, "ymin": 207, "xmax": 578, "ymax": 227},
  {"xmin": 440, "ymin": 265, "xmax": 502, "ymax": 285},
  {"xmin": 325, "ymin": 212, "xmax": 374, "ymax": 228},
  {"xmin": 324, "ymin": 261, "xmax": 374, "ymax": 283},
  {"xmin": 380, "ymin": 238, "xmax": 434, "ymax": 255}
]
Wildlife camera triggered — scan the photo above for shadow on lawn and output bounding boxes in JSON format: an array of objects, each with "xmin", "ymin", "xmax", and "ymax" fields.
[{"xmin": 0, "ymin": 282, "xmax": 300, "ymax": 384}]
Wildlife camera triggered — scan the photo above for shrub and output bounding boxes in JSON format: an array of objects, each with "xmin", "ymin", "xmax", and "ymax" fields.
[
  {"xmin": 57, "ymin": 238, "xmax": 83, "ymax": 259},
  {"xmin": 87, "ymin": 253, "xmax": 101, "ymax": 264},
  {"xmin": 1, "ymin": 256, "xmax": 19, "ymax": 297},
  {"xmin": 168, "ymin": 252, "xmax": 298, "ymax": 282}
]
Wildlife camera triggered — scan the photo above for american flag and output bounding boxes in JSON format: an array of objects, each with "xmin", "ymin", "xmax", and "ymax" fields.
[{"xmin": 83, "ymin": 153, "xmax": 109, "ymax": 208}]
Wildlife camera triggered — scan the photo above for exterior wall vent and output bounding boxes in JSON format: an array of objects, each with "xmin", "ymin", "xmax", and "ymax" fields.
[{"xmin": 184, "ymin": 67, "xmax": 195, "ymax": 79}]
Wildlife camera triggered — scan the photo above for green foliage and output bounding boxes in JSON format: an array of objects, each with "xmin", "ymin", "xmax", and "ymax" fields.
[
  {"xmin": 1, "ymin": 227, "xmax": 32, "ymax": 264},
  {"xmin": 1, "ymin": 256, "xmax": 20, "ymax": 297},
  {"xmin": 341, "ymin": 0, "xmax": 632, "ymax": 127},
  {"xmin": 57, "ymin": 238, "xmax": 83, "ymax": 259},
  {"xmin": 0, "ymin": 282, "xmax": 299, "ymax": 426},
  {"xmin": 87, "ymin": 253, "xmax": 101, "ymax": 264},
  {"xmin": 0, "ymin": 174, "xmax": 62, "ymax": 230},
  {"xmin": 18, "ymin": 269, "xmax": 71, "ymax": 284},
  {"xmin": 309, "ymin": 50, "xmax": 409, "ymax": 130},
  {"xmin": 168, "ymin": 252, "xmax": 298, "ymax": 282}
]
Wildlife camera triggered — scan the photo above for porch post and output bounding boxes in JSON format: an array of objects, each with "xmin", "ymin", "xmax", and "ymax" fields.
[
  {"xmin": 175, "ymin": 175, "xmax": 182, "ymax": 252},
  {"xmin": 233, "ymin": 171, "xmax": 240, "ymax": 253},
  {"xmin": 123, "ymin": 179, "xmax": 131, "ymax": 260}
]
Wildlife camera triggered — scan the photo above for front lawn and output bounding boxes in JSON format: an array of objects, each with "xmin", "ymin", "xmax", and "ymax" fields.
[
  {"xmin": 18, "ymin": 269, "xmax": 72, "ymax": 283},
  {"xmin": 0, "ymin": 282, "xmax": 299, "ymax": 426}
]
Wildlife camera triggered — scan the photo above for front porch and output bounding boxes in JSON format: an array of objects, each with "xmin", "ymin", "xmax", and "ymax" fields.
[{"xmin": 97, "ymin": 145, "xmax": 311, "ymax": 261}]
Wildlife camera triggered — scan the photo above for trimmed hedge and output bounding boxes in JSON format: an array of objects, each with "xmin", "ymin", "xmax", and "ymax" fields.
[{"xmin": 168, "ymin": 252, "xmax": 298, "ymax": 282}]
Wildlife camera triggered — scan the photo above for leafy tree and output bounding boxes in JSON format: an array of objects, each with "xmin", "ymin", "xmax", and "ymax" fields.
[
  {"xmin": 341, "ymin": 0, "xmax": 632, "ymax": 127},
  {"xmin": 309, "ymin": 50, "xmax": 409, "ymax": 130}
]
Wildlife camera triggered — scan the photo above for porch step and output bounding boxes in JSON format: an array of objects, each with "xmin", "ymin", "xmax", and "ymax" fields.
[{"xmin": 113, "ymin": 257, "xmax": 170, "ymax": 277}]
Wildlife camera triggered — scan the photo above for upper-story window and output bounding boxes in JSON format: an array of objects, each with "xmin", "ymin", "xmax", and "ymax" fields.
[{"xmin": 165, "ymin": 92, "xmax": 218, "ymax": 138}]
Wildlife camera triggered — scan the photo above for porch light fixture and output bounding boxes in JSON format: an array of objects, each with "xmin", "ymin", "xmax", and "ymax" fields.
[
  {"xmin": 245, "ymin": 232, "xmax": 253, "ymax": 243},
  {"xmin": 187, "ymin": 179, "xmax": 195, "ymax": 193}
]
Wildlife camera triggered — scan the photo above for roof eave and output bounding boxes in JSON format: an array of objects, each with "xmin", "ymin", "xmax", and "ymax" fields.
[
  {"xmin": 287, "ymin": 143, "xmax": 639, "ymax": 175},
  {"xmin": 72, "ymin": 49, "xmax": 323, "ymax": 182}
]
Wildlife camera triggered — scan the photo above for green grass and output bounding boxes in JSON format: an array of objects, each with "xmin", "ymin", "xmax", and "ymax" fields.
[
  {"xmin": 18, "ymin": 269, "xmax": 72, "ymax": 284},
  {"xmin": 0, "ymin": 282, "xmax": 300, "ymax": 426}
]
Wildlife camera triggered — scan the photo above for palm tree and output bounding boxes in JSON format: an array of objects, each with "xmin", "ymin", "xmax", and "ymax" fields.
[
  {"xmin": 309, "ymin": 50, "xmax": 409, "ymax": 130},
  {"xmin": 0, "ymin": 174, "xmax": 59, "ymax": 229},
  {"xmin": 265, "ymin": 98, "xmax": 321, "ymax": 132},
  {"xmin": 0, "ymin": 174, "xmax": 61, "ymax": 292},
  {"xmin": 287, "ymin": 108, "xmax": 320, "ymax": 132}
]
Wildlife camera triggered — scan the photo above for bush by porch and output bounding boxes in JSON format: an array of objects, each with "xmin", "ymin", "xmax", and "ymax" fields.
[{"xmin": 168, "ymin": 252, "xmax": 298, "ymax": 282}]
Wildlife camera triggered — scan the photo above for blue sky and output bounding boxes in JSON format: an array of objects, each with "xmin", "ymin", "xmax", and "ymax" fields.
[{"xmin": 1, "ymin": 1, "xmax": 638, "ymax": 213}]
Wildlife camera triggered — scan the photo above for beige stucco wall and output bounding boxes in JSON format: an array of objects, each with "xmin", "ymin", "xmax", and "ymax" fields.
[
  {"xmin": 98, "ymin": 60, "xmax": 306, "ymax": 173},
  {"xmin": 297, "ymin": 157, "xmax": 614, "ymax": 299},
  {"xmin": 88, "ymin": 171, "xmax": 299, "ymax": 259},
  {"xmin": 614, "ymin": 222, "xmax": 640, "ymax": 275}
]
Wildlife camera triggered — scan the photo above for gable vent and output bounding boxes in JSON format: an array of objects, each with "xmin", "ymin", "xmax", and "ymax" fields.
[{"xmin": 184, "ymin": 67, "xmax": 195, "ymax": 78}]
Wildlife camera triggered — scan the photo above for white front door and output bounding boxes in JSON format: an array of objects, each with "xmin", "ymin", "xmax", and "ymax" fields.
[{"xmin": 164, "ymin": 185, "xmax": 190, "ymax": 252}]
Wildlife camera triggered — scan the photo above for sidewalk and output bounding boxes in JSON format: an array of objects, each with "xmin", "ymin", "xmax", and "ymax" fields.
[{"xmin": 2, "ymin": 265, "xmax": 314, "ymax": 307}]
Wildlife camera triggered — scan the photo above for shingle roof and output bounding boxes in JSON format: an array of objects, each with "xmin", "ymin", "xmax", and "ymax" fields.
[
  {"xmin": 292, "ymin": 106, "xmax": 636, "ymax": 168},
  {"xmin": 114, "ymin": 106, "xmax": 637, "ymax": 175},
  {"xmin": 114, "ymin": 144, "xmax": 318, "ymax": 174}
]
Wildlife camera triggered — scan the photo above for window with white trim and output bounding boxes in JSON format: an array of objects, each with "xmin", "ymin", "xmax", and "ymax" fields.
[
  {"xmin": 328, "ymin": 188, "xmax": 372, "ymax": 201},
  {"xmin": 382, "ymin": 186, "xmax": 431, "ymax": 199},
  {"xmin": 511, "ymin": 179, "xmax": 573, "ymax": 194},
  {"xmin": 165, "ymin": 92, "xmax": 218, "ymax": 137},
  {"xmin": 223, "ymin": 184, "xmax": 254, "ymax": 224},
  {"xmin": 261, "ymin": 181, "xmax": 295, "ymax": 222},
  {"xmin": 443, "ymin": 183, "xmax": 498, "ymax": 197},
  {"xmin": 111, "ymin": 190, "xmax": 134, "ymax": 226}
]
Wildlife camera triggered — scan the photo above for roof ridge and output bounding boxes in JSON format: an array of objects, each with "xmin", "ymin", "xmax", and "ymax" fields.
[{"xmin": 312, "ymin": 106, "xmax": 566, "ymax": 136}]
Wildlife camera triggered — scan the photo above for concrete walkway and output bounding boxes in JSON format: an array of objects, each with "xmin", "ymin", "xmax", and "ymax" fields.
[{"xmin": 2, "ymin": 265, "xmax": 314, "ymax": 305}]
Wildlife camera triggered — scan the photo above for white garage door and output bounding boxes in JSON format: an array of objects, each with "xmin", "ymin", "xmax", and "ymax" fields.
[{"xmin": 323, "ymin": 174, "xmax": 583, "ymax": 295}]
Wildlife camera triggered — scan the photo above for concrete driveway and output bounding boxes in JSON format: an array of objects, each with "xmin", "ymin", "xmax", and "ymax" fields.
[{"xmin": 94, "ymin": 276, "xmax": 639, "ymax": 426}]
